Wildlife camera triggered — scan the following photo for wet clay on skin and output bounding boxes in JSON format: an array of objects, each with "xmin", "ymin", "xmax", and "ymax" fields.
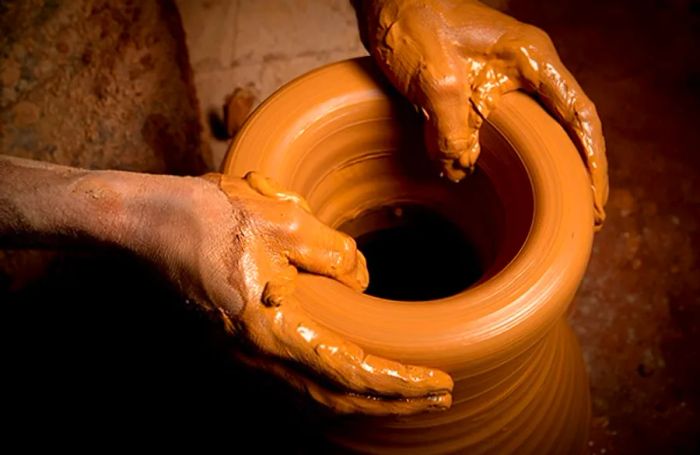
[
  {"xmin": 359, "ymin": 0, "xmax": 609, "ymax": 227},
  {"xmin": 212, "ymin": 172, "xmax": 454, "ymax": 415},
  {"xmin": 224, "ymin": 57, "xmax": 599, "ymax": 453},
  {"xmin": 0, "ymin": 155, "xmax": 453, "ymax": 416},
  {"xmin": 220, "ymin": 0, "xmax": 612, "ymax": 428}
]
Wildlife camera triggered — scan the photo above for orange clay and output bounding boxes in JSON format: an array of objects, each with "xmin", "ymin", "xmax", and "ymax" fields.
[
  {"xmin": 214, "ymin": 171, "xmax": 454, "ymax": 415},
  {"xmin": 223, "ymin": 57, "xmax": 596, "ymax": 453}
]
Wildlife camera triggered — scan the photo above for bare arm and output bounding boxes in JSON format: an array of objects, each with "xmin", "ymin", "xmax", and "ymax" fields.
[
  {"xmin": 0, "ymin": 156, "xmax": 203, "ymax": 255},
  {"xmin": 0, "ymin": 155, "xmax": 452, "ymax": 415}
]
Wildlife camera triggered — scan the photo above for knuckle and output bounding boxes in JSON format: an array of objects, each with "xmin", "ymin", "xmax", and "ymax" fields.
[
  {"xmin": 420, "ymin": 66, "xmax": 462, "ymax": 99},
  {"xmin": 521, "ymin": 24, "xmax": 554, "ymax": 49},
  {"xmin": 279, "ymin": 204, "xmax": 306, "ymax": 236}
]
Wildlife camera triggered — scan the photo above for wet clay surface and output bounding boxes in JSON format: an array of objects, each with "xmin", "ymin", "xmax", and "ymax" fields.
[
  {"xmin": 503, "ymin": 1, "xmax": 700, "ymax": 453},
  {"xmin": 217, "ymin": 172, "xmax": 454, "ymax": 415}
]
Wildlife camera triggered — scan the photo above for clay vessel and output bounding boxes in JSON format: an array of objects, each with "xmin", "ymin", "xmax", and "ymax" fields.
[{"xmin": 223, "ymin": 57, "xmax": 594, "ymax": 454}]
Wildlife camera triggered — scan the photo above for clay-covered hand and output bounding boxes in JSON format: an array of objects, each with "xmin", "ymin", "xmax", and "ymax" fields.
[
  {"xmin": 171, "ymin": 172, "xmax": 453, "ymax": 415},
  {"xmin": 358, "ymin": 0, "xmax": 609, "ymax": 226},
  {"xmin": 0, "ymin": 156, "xmax": 451, "ymax": 415}
]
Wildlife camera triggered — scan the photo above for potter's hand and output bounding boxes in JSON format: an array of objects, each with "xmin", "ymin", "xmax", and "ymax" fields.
[
  {"xmin": 0, "ymin": 156, "xmax": 452, "ymax": 415},
  {"xmin": 359, "ymin": 0, "xmax": 609, "ymax": 226},
  {"xmin": 190, "ymin": 172, "xmax": 453, "ymax": 415}
]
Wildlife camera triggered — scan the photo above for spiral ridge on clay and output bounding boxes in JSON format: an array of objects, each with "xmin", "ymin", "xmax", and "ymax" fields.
[{"xmin": 224, "ymin": 58, "xmax": 594, "ymax": 454}]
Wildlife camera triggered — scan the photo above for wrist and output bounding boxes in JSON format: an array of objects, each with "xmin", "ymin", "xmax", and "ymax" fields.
[{"xmin": 77, "ymin": 170, "xmax": 209, "ymax": 258}]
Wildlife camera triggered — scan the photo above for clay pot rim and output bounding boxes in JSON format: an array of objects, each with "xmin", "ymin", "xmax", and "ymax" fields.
[{"xmin": 223, "ymin": 58, "xmax": 594, "ymax": 356}]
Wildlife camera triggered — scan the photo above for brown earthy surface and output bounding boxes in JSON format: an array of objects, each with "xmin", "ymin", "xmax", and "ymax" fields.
[
  {"xmin": 0, "ymin": 0, "xmax": 208, "ymax": 173},
  {"xmin": 1, "ymin": 0, "xmax": 699, "ymax": 453}
]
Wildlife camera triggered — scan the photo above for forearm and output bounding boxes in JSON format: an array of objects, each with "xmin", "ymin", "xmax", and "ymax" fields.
[{"xmin": 0, "ymin": 155, "xmax": 199, "ymax": 255}]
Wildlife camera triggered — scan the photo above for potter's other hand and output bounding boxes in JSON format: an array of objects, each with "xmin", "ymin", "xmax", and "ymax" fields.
[
  {"xmin": 358, "ymin": 0, "xmax": 609, "ymax": 226},
  {"xmin": 195, "ymin": 172, "xmax": 453, "ymax": 415},
  {"xmin": 0, "ymin": 157, "xmax": 452, "ymax": 416}
]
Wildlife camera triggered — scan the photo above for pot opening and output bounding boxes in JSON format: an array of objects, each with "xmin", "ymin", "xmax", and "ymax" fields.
[
  {"xmin": 339, "ymin": 204, "xmax": 482, "ymax": 301},
  {"xmin": 294, "ymin": 100, "xmax": 534, "ymax": 302}
]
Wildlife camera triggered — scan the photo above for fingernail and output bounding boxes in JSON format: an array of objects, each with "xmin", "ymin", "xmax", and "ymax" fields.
[
  {"xmin": 414, "ymin": 367, "xmax": 454, "ymax": 393},
  {"xmin": 355, "ymin": 251, "xmax": 369, "ymax": 290},
  {"xmin": 427, "ymin": 392, "xmax": 453, "ymax": 411},
  {"xmin": 262, "ymin": 270, "xmax": 296, "ymax": 307}
]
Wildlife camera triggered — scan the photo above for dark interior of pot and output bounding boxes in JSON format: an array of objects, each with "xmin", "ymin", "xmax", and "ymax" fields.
[
  {"xmin": 296, "ymin": 99, "xmax": 535, "ymax": 301},
  {"xmin": 340, "ymin": 200, "xmax": 483, "ymax": 300}
]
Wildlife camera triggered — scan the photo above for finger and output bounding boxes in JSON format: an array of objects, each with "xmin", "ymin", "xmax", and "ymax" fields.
[
  {"xmin": 500, "ymin": 26, "xmax": 609, "ymax": 226},
  {"xmin": 425, "ymin": 62, "xmax": 519, "ymax": 182},
  {"xmin": 421, "ymin": 85, "xmax": 482, "ymax": 182},
  {"xmin": 307, "ymin": 379, "xmax": 451, "ymax": 416},
  {"xmin": 412, "ymin": 48, "xmax": 486, "ymax": 182},
  {"xmin": 244, "ymin": 287, "xmax": 453, "ymax": 400},
  {"xmin": 450, "ymin": 64, "xmax": 518, "ymax": 174},
  {"xmin": 232, "ymin": 346, "xmax": 452, "ymax": 416},
  {"xmin": 240, "ymin": 171, "xmax": 368, "ymax": 291},
  {"xmin": 244, "ymin": 171, "xmax": 312, "ymax": 213},
  {"xmin": 371, "ymin": 12, "xmax": 482, "ymax": 181},
  {"xmin": 282, "ymin": 212, "xmax": 369, "ymax": 292},
  {"xmin": 468, "ymin": 63, "xmax": 519, "ymax": 125},
  {"xmin": 531, "ymin": 59, "xmax": 608, "ymax": 226}
]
